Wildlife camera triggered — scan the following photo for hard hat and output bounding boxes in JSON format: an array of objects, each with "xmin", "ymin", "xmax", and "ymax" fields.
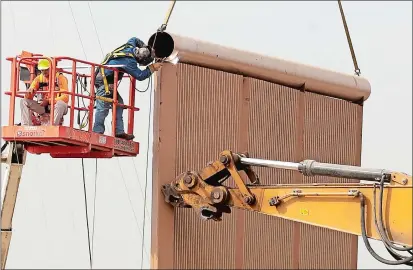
[{"xmin": 37, "ymin": 59, "xmax": 50, "ymax": 70}]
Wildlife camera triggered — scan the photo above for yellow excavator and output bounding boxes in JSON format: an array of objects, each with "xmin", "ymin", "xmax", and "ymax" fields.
[
  {"xmin": 1, "ymin": 1, "xmax": 410, "ymax": 269},
  {"xmin": 161, "ymin": 150, "xmax": 412, "ymax": 266}
]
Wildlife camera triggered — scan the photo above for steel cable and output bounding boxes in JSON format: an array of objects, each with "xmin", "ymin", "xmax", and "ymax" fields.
[
  {"xmin": 81, "ymin": 159, "xmax": 93, "ymax": 268},
  {"xmin": 139, "ymin": 71, "xmax": 155, "ymax": 269},
  {"xmin": 68, "ymin": 2, "xmax": 93, "ymax": 268},
  {"xmin": 337, "ymin": 0, "xmax": 361, "ymax": 76},
  {"xmin": 91, "ymin": 159, "xmax": 98, "ymax": 261}
]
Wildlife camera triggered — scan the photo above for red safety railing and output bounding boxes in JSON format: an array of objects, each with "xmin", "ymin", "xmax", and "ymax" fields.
[{"xmin": 4, "ymin": 52, "xmax": 140, "ymax": 137}]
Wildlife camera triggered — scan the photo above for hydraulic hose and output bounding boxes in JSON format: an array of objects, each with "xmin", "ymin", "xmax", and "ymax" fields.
[
  {"xmin": 385, "ymin": 245, "xmax": 413, "ymax": 267},
  {"xmin": 373, "ymin": 183, "xmax": 413, "ymax": 254},
  {"xmin": 377, "ymin": 176, "xmax": 413, "ymax": 251},
  {"xmin": 360, "ymin": 194, "xmax": 413, "ymax": 265},
  {"xmin": 372, "ymin": 185, "xmax": 413, "ymax": 263}
]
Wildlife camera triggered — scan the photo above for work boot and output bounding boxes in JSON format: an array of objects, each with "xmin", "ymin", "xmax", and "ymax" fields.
[{"xmin": 115, "ymin": 133, "xmax": 135, "ymax": 141}]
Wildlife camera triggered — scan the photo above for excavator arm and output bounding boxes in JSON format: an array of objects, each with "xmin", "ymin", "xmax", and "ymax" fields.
[{"xmin": 161, "ymin": 150, "xmax": 413, "ymax": 266}]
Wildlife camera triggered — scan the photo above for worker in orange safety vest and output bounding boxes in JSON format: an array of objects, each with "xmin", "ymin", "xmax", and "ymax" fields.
[{"xmin": 20, "ymin": 59, "xmax": 70, "ymax": 126}]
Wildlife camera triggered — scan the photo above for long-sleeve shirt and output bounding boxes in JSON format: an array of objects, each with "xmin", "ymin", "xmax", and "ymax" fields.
[
  {"xmin": 97, "ymin": 37, "xmax": 153, "ymax": 85},
  {"xmin": 25, "ymin": 72, "xmax": 69, "ymax": 104}
]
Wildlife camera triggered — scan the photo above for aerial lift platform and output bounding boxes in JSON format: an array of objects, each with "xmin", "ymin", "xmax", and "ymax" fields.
[
  {"xmin": 2, "ymin": 51, "xmax": 140, "ymax": 159},
  {"xmin": 1, "ymin": 50, "xmax": 145, "ymax": 269}
]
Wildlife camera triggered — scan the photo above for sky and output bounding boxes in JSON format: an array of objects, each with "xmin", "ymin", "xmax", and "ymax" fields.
[{"xmin": 1, "ymin": 1, "xmax": 412, "ymax": 269}]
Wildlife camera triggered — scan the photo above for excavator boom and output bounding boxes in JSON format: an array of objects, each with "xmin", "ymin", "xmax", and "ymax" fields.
[{"xmin": 162, "ymin": 150, "xmax": 413, "ymax": 266}]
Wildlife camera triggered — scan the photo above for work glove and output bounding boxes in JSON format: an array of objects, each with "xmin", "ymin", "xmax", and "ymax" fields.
[{"xmin": 149, "ymin": 63, "xmax": 163, "ymax": 73}]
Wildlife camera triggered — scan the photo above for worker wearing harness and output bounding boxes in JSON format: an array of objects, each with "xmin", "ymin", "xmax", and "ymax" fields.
[
  {"xmin": 93, "ymin": 37, "xmax": 162, "ymax": 140},
  {"xmin": 20, "ymin": 59, "xmax": 69, "ymax": 126}
]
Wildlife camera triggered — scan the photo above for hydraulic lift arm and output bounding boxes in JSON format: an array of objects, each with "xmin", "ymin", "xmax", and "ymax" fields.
[
  {"xmin": 1, "ymin": 143, "xmax": 27, "ymax": 270},
  {"xmin": 161, "ymin": 150, "xmax": 413, "ymax": 266}
]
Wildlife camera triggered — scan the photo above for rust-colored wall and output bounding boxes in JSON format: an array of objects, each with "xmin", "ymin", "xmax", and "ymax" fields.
[{"xmin": 151, "ymin": 63, "xmax": 362, "ymax": 269}]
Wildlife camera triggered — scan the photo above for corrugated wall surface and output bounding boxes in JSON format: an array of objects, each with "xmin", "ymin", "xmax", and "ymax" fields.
[
  {"xmin": 173, "ymin": 64, "xmax": 243, "ymax": 269},
  {"xmin": 299, "ymin": 92, "xmax": 361, "ymax": 269},
  {"xmin": 242, "ymin": 78, "xmax": 299, "ymax": 269},
  {"xmin": 152, "ymin": 63, "xmax": 362, "ymax": 269}
]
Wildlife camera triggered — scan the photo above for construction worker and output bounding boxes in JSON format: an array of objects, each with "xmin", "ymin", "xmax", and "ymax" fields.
[
  {"xmin": 93, "ymin": 36, "xmax": 162, "ymax": 140},
  {"xmin": 20, "ymin": 59, "xmax": 69, "ymax": 126}
]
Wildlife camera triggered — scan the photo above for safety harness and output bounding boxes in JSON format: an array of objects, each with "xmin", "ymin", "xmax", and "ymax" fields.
[
  {"xmin": 35, "ymin": 72, "xmax": 65, "ymax": 114},
  {"xmin": 95, "ymin": 43, "xmax": 136, "ymax": 95}
]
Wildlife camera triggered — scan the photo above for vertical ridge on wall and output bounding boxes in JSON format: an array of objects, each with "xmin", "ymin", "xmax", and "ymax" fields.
[
  {"xmin": 302, "ymin": 92, "xmax": 359, "ymax": 184},
  {"xmin": 243, "ymin": 78, "xmax": 300, "ymax": 269},
  {"xmin": 299, "ymin": 91, "xmax": 362, "ymax": 269},
  {"xmin": 292, "ymin": 85, "xmax": 305, "ymax": 269},
  {"xmin": 151, "ymin": 65, "xmax": 178, "ymax": 269},
  {"xmin": 173, "ymin": 64, "xmax": 243, "ymax": 269},
  {"xmin": 300, "ymin": 225, "xmax": 354, "ymax": 269},
  {"xmin": 233, "ymin": 77, "xmax": 252, "ymax": 270}
]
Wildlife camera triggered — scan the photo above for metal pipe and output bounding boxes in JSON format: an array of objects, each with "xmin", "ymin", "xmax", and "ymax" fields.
[
  {"xmin": 9, "ymin": 58, "xmax": 17, "ymax": 126},
  {"xmin": 57, "ymin": 65, "xmax": 90, "ymax": 69},
  {"xmin": 240, "ymin": 157, "xmax": 300, "ymax": 171},
  {"xmin": 57, "ymin": 64, "xmax": 125, "ymax": 69},
  {"xmin": 240, "ymin": 157, "xmax": 391, "ymax": 182},
  {"xmin": 49, "ymin": 58, "xmax": 57, "ymax": 127},
  {"xmin": 147, "ymin": 31, "xmax": 371, "ymax": 102},
  {"xmin": 89, "ymin": 65, "xmax": 96, "ymax": 132},
  {"xmin": 298, "ymin": 160, "xmax": 390, "ymax": 182},
  {"xmin": 54, "ymin": 57, "xmax": 121, "ymax": 72}
]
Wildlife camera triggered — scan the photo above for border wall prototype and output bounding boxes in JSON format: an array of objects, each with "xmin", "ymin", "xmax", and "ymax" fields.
[{"xmin": 150, "ymin": 32, "xmax": 370, "ymax": 269}]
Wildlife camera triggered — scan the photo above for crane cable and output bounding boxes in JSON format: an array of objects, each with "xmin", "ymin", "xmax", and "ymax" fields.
[
  {"xmin": 135, "ymin": 0, "xmax": 176, "ymax": 94},
  {"xmin": 69, "ymin": 1, "xmax": 174, "ymax": 267},
  {"xmin": 72, "ymin": 1, "xmax": 105, "ymax": 129},
  {"xmin": 68, "ymin": 1, "xmax": 93, "ymax": 268},
  {"xmin": 337, "ymin": 0, "xmax": 361, "ymax": 76},
  {"xmin": 73, "ymin": 6, "xmax": 104, "ymax": 263},
  {"xmin": 86, "ymin": 1, "xmax": 154, "ymax": 267},
  {"xmin": 335, "ymin": 4, "xmax": 412, "ymax": 265},
  {"xmin": 139, "ymin": 70, "xmax": 154, "ymax": 270},
  {"xmin": 80, "ymin": 159, "xmax": 93, "ymax": 268}
]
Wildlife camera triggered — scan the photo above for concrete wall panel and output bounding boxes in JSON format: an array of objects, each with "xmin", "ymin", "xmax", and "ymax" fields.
[{"xmin": 152, "ymin": 63, "xmax": 363, "ymax": 269}]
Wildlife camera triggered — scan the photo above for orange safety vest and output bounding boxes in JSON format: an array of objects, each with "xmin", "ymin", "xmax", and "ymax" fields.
[{"xmin": 30, "ymin": 72, "xmax": 68, "ymax": 103}]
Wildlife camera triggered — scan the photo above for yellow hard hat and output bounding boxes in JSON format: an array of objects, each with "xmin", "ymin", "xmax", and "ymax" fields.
[{"xmin": 37, "ymin": 59, "xmax": 50, "ymax": 70}]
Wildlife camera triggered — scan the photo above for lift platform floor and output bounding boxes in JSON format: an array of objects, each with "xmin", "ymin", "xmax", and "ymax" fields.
[{"xmin": 1, "ymin": 125, "xmax": 139, "ymax": 158}]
